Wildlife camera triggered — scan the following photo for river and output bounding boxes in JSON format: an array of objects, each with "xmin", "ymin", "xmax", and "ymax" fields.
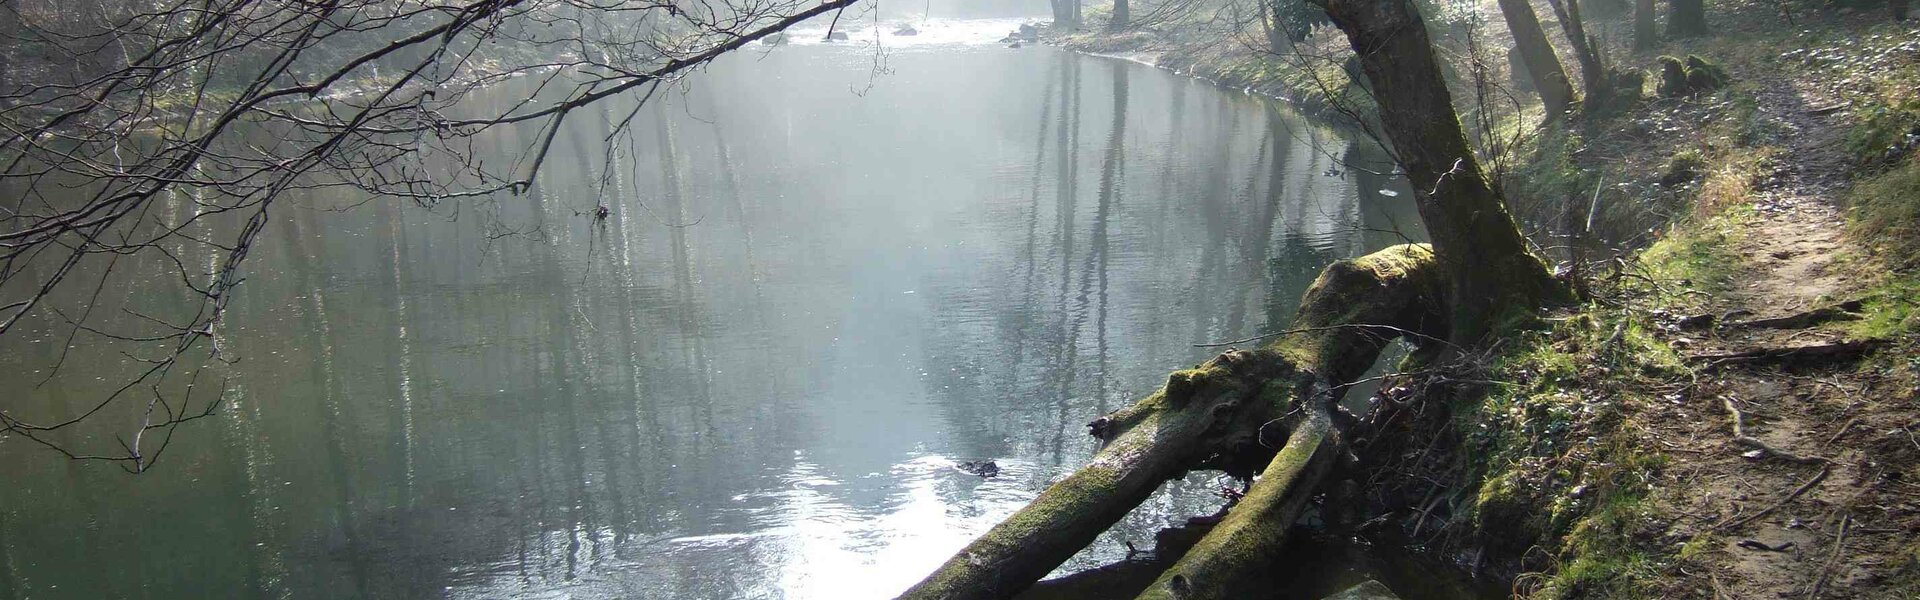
[{"xmin": 0, "ymin": 18, "xmax": 1426, "ymax": 600}]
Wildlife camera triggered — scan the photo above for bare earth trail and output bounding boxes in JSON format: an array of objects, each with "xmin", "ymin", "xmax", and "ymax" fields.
[{"xmin": 1632, "ymin": 66, "xmax": 1920, "ymax": 598}]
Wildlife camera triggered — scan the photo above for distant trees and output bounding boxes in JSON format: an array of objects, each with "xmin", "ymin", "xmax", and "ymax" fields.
[
  {"xmin": 1497, "ymin": 0, "xmax": 1576, "ymax": 117},
  {"xmin": 0, "ymin": 0, "xmax": 858, "ymax": 469},
  {"xmin": 1259, "ymin": 0, "xmax": 1332, "ymax": 53},
  {"xmin": 1635, "ymin": 0, "xmax": 1659, "ymax": 48},
  {"xmin": 1668, "ymin": 0, "xmax": 1709, "ymax": 36},
  {"xmin": 1053, "ymin": 0, "xmax": 1084, "ymax": 28}
]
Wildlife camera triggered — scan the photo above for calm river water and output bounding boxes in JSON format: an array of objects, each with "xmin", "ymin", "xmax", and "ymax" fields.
[{"xmin": 0, "ymin": 18, "xmax": 1425, "ymax": 600}]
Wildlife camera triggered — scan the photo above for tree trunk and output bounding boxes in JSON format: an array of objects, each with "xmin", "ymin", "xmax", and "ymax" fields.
[
  {"xmin": 1052, "ymin": 0, "xmax": 1077, "ymax": 29},
  {"xmin": 1634, "ymin": 0, "xmax": 1658, "ymax": 49},
  {"xmin": 896, "ymin": 245, "xmax": 1446, "ymax": 600},
  {"xmin": 1259, "ymin": 0, "xmax": 1288, "ymax": 54},
  {"xmin": 1667, "ymin": 0, "xmax": 1707, "ymax": 36},
  {"xmin": 1892, "ymin": 0, "xmax": 1909, "ymax": 21},
  {"xmin": 1545, "ymin": 0, "xmax": 1612, "ymax": 110},
  {"xmin": 1110, "ymin": 0, "xmax": 1130, "ymax": 30},
  {"xmin": 1311, "ymin": 0, "xmax": 1565, "ymax": 343},
  {"xmin": 1496, "ymin": 0, "xmax": 1576, "ymax": 118}
]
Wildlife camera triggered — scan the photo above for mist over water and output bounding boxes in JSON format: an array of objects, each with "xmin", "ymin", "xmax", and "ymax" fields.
[{"xmin": 0, "ymin": 32, "xmax": 1421, "ymax": 600}]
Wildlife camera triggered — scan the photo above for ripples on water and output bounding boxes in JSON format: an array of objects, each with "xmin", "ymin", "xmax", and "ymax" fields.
[{"xmin": 0, "ymin": 19, "xmax": 1422, "ymax": 600}]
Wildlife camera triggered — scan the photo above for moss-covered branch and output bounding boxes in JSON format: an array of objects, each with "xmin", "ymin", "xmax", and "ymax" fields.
[{"xmin": 898, "ymin": 244, "xmax": 1444, "ymax": 600}]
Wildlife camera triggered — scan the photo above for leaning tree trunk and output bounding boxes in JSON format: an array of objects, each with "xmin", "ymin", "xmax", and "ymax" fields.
[
  {"xmin": 1634, "ymin": 0, "xmax": 1658, "ymax": 49},
  {"xmin": 1545, "ymin": 0, "xmax": 1613, "ymax": 111},
  {"xmin": 1496, "ymin": 0, "xmax": 1576, "ymax": 118},
  {"xmin": 1667, "ymin": 0, "xmax": 1707, "ymax": 36},
  {"xmin": 1110, "ymin": 0, "xmax": 1130, "ymax": 30},
  {"xmin": 1311, "ymin": 0, "xmax": 1564, "ymax": 343},
  {"xmin": 896, "ymin": 244, "xmax": 1446, "ymax": 600}
]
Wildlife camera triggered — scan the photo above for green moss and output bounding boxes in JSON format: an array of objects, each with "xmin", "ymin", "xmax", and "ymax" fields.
[
  {"xmin": 1675, "ymin": 533, "xmax": 1714, "ymax": 560},
  {"xmin": 1654, "ymin": 55, "xmax": 1729, "ymax": 99},
  {"xmin": 1659, "ymin": 150, "xmax": 1706, "ymax": 187}
]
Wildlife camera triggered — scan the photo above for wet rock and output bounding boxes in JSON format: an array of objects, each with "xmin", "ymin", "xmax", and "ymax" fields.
[{"xmin": 957, "ymin": 460, "xmax": 1000, "ymax": 478}]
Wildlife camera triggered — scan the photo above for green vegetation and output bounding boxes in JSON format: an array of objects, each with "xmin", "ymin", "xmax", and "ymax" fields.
[
  {"xmin": 1636, "ymin": 205, "xmax": 1754, "ymax": 302},
  {"xmin": 1454, "ymin": 304, "xmax": 1681, "ymax": 599},
  {"xmin": 1848, "ymin": 159, "xmax": 1920, "ymax": 270}
]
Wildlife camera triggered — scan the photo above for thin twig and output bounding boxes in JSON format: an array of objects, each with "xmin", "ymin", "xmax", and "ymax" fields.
[
  {"xmin": 1806, "ymin": 512, "xmax": 1849, "ymax": 599},
  {"xmin": 1712, "ymin": 463, "xmax": 1830, "ymax": 531}
]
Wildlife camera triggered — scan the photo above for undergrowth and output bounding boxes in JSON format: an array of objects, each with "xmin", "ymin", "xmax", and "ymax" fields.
[
  {"xmin": 1848, "ymin": 157, "xmax": 1920, "ymax": 271},
  {"xmin": 1462, "ymin": 305, "xmax": 1685, "ymax": 600}
]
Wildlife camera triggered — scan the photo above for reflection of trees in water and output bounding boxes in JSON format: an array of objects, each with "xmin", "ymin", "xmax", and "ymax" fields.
[
  {"xmin": 1046, "ymin": 53, "xmax": 1085, "ymax": 466},
  {"xmin": 1221, "ymin": 112, "xmax": 1282, "ymax": 339},
  {"xmin": 281, "ymin": 213, "xmax": 374, "ymax": 597},
  {"xmin": 1082, "ymin": 59, "xmax": 1128, "ymax": 418},
  {"xmin": 916, "ymin": 61, "xmax": 1429, "ymax": 484},
  {"xmin": 0, "ymin": 510, "xmax": 16, "ymax": 598},
  {"xmin": 1187, "ymin": 91, "xmax": 1243, "ymax": 349},
  {"xmin": 5, "ymin": 79, "xmax": 833, "ymax": 594}
]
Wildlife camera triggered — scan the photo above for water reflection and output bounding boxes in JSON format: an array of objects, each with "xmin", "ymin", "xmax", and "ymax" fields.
[{"xmin": 0, "ymin": 35, "xmax": 1421, "ymax": 600}]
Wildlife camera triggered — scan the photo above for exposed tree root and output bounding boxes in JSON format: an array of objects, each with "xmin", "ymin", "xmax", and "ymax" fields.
[
  {"xmin": 1688, "ymin": 339, "xmax": 1885, "ymax": 370},
  {"xmin": 1721, "ymin": 396, "xmax": 1831, "ymax": 465},
  {"xmin": 1711, "ymin": 462, "xmax": 1831, "ymax": 531},
  {"xmin": 897, "ymin": 245, "xmax": 1444, "ymax": 600},
  {"xmin": 1724, "ymin": 300, "xmax": 1863, "ymax": 330}
]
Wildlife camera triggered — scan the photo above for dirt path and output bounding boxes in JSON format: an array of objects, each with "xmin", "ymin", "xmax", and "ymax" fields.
[
  {"xmin": 1724, "ymin": 76, "xmax": 1856, "ymax": 315},
  {"xmin": 1642, "ymin": 71, "xmax": 1919, "ymax": 599}
]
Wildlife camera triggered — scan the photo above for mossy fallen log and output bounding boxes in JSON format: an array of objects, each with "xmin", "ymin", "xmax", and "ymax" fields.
[
  {"xmin": 1133, "ymin": 395, "xmax": 1340, "ymax": 600},
  {"xmin": 897, "ymin": 244, "xmax": 1443, "ymax": 600}
]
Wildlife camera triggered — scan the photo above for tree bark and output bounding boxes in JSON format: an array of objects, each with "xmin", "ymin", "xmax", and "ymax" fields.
[
  {"xmin": 1545, "ymin": 0, "xmax": 1611, "ymax": 110},
  {"xmin": 1259, "ymin": 0, "xmax": 1289, "ymax": 54},
  {"xmin": 1311, "ymin": 0, "xmax": 1565, "ymax": 343},
  {"xmin": 1667, "ymin": 0, "xmax": 1707, "ymax": 37},
  {"xmin": 896, "ymin": 245, "xmax": 1446, "ymax": 600},
  {"xmin": 1110, "ymin": 0, "xmax": 1130, "ymax": 30},
  {"xmin": 1496, "ymin": 0, "xmax": 1576, "ymax": 118},
  {"xmin": 1634, "ymin": 0, "xmax": 1658, "ymax": 49}
]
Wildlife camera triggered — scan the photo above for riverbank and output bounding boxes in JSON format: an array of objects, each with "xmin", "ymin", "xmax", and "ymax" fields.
[
  {"xmin": 1040, "ymin": 4, "xmax": 1920, "ymax": 598},
  {"xmin": 1043, "ymin": 19, "xmax": 1371, "ymax": 121}
]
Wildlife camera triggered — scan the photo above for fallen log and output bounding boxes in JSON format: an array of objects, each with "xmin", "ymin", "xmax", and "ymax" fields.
[
  {"xmin": 897, "ymin": 244, "xmax": 1444, "ymax": 600},
  {"xmin": 1133, "ymin": 393, "xmax": 1342, "ymax": 599}
]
